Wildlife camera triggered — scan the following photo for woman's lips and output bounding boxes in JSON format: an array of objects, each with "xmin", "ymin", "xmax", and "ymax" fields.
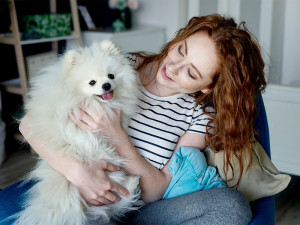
[{"xmin": 161, "ymin": 65, "xmax": 174, "ymax": 82}]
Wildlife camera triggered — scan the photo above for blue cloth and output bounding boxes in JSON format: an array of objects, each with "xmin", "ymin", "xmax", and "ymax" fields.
[
  {"xmin": 0, "ymin": 180, "xmax": 37, "ymax": 224},
  {"xmin": 163, "ymin": 146, "xmax": 226, "ymax": 199}
]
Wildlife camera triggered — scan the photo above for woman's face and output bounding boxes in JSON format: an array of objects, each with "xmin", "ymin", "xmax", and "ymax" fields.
[{"xmin": 156, "ymin": 31, "xmax": 219, "ymax": 96}]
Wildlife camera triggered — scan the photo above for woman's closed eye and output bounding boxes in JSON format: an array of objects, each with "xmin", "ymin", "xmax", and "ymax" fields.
[
  {"xmin": 188, "ymin": 68, "xmax": 195, "ymax": 79},
  {"xmin": 178, "ymin": 44, "xmax": 196, "ymax": 79},
  {"xmin": 178, "ymin": 45, "xmax": 184, "ymax": 57}
]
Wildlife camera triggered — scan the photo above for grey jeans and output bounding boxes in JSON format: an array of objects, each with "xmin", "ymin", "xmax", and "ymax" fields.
[{"xmin": 112, "ymin": 187, "xmax": 252, "ymax": 225}]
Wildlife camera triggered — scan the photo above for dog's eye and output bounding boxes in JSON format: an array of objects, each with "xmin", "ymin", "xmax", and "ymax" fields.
[
  {"xmin": 89, "ymin": 80, "xmax": 96, "ymax": 86},
  {"xmin": 108, "ymin": 74, "xmax": 115, "ymax": 79}
]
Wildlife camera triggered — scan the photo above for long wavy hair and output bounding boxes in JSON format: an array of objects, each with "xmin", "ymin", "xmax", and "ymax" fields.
[{"xmin": 132, "ymin": 14, "xmax": 267, "ymax": 186}]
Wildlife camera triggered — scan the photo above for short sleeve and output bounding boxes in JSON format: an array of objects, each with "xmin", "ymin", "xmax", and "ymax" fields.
[{"xmin": 187, "ymin": 104, "xmax": 213, "ymax": 134}]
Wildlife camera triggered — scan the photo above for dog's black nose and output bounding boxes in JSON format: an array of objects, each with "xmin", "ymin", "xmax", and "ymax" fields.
[{"xmin": 102, "ymin": 83, "xmax": 111, "ymax": 91}]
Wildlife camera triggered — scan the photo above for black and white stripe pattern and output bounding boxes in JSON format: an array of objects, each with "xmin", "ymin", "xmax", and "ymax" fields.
[{"xmin": 128, "ymin": 87, "xmax": 212, "ymax": 169}]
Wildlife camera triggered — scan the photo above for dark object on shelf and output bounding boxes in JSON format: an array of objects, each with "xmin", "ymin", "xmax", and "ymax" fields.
[
  {"xmin": 23, "ymin": 13, "xmax": 72, "ymax": 39},
  {"xmin": 77, "ymin": 0, "xmax": 113, "ymax": 31},
  {"xmin": 108, "ymin": 0, "xmax": 139, "ymax": 32},
  {"xmin": 111, "ymin": 7, "xmax": 132, "ymax": 31}
]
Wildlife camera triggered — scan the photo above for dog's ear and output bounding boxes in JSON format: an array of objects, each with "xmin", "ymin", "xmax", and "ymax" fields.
[
  {"xmin": 63, "ymin": 49, "xmax": 81, "ymax": 72},
  {"xmin": 99, "ymin": 40, "xmax": 122, "ymax": 56}
]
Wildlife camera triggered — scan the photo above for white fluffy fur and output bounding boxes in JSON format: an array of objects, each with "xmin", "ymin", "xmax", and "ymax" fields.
[{"xmin": 14, "ymin": 40, "xmax": 141, "ymax": 225}]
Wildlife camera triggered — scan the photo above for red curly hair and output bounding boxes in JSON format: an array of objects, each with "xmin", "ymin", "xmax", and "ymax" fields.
[{"xmin": 132, "ymin": 14, "xmax": 267, "ymax": 186}]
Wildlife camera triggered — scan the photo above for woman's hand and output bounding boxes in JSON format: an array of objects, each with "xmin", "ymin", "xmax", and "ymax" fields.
[
  {"xmin": 20, "ymin": 113, "xmax": 130, "ymax": 206},
  {"xmin": 68, "ymin": 108, "xmax": 131, "ymax": 205},
  {"xmin": 70, "ymin": 107, "xmax": 124, "ymax": 138},
  {"xmin": 66, "ymin": 159, "xmax": 130, "ymax": 206}
]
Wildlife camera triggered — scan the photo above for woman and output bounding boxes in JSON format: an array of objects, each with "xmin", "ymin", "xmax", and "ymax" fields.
[{"xmin": 0, "ymin": 14, "xmax": 266, "ymax": 224}]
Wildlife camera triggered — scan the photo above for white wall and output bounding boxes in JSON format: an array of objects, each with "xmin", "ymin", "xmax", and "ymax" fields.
[
  {"xmin": 281, "ymin": 0, "xmax": 300, "ymax": 86},
  {"xmin": 262, "ymin": 84, "xmax": 300, "ymax": 175},
  {"xmin": 132, "ymin": 0, "xmax": 188, "ymax": 41},
  {"xmin": 240, "ymin": 0, "xmax": 261, "ymax": 37},
  {"xmin": 270, "ymin": 0, "xmax": 285, "ymax": 84}
]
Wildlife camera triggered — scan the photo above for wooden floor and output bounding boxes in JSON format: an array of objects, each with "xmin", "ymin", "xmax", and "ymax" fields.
[
  {"xmin": 274, "ymin": 174, "xmax": 300, "ymax": 225},
  {"xmin": 0, "ymin": 149, "xmax": 299, "ymax": 224},
  {"xmin": 0, "ymin": 150, "xmax": 38, "ymax": 190}
]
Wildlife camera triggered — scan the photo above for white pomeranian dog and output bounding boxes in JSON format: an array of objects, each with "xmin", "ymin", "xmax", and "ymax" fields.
[{"xmin": 14, "ymin": 40, "xmax": 141, "ymax": 225}]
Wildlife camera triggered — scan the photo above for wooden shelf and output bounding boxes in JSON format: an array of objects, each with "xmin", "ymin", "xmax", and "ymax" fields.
[
  {"xmin": 0, "ymin": 0, "xmax": 82, "ymax": 102},
  {"xmin": 0, "ymin": 78, "xmax": 23, "ymax": 95},
  {"xmin": 0, "ymin": 0, "xmax": 82, "ymax": 143},
  {"xmin": 0, "ymin": 36, "xmax": 15, "ymax": 45},
  {"xmin": 0, "ymin": 34, "xmax": 81, "ymax": 46},
  {"xmin": 20, "ymin": 34, "xmax": 81, "ymax": 45}
]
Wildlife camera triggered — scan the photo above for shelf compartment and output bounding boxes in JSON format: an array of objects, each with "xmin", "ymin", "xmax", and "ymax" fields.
[
  {"xmin": 0, "ymin": 34, "xmax": 81, "ymax": 46},
  {"xmin": 20, "ymin": 34, "xmax": 81, "ymax": 45},
  {"xmin": 0, "ymin": 0, "xmax": 82, "ymax": 102},
  {"xmin": 0, "ymin": 78, "xmax": 23, "ymax": 95}
]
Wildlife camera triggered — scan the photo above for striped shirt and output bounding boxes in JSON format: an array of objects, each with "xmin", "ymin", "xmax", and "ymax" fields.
[{"xmin": 126, "ymin": 54, "xmax": 212, "ymax": 169}]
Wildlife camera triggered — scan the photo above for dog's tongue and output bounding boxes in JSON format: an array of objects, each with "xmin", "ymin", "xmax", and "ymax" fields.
[{"xmin": 101, "ymin": 92, "xmax": 113, "ymax": 101}]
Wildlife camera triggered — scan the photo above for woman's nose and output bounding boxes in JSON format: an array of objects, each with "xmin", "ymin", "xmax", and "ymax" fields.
[{"xmin": 168, "ymin": 60, "xmax": 184, "ymax": 75}]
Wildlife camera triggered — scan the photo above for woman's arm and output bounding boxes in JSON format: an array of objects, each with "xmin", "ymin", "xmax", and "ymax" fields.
[
  {"xmin": 72, "ymin": 108, "xmax": 207, "ymax": 203},
  {"xmin": 113, "ymin": 129, "xmax": 207, "ymax": 203},
  {"xmin": 19, "ymin": 114, "xmax": 130, "ymax": 206},
  {"xmin": 111, "ymin": 130, "xmax": 172, "ymax": 203}
]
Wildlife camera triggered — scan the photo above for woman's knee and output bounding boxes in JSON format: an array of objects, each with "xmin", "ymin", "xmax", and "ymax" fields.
[
  {"xmin": 127, "ymin": 188, "xmax": 252, "ymax": 225},
  {"xmin": 179, "ymin": 188, "xmax": 252, "ymax": 225},
  {"xmin": 214, "ymin": 188, "xmax": 252, "ymax": 224}
]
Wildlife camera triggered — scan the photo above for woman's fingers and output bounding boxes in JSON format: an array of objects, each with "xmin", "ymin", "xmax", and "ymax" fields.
[
  {"xmin": 69, "ymin": 110, "xmax": 100, "ymax": 131},
  {"xmin": 83, "ymin": 183, "xmax": 129, "ymax": 206},
  {"xmin": 101, "ymin": 191, "xmax": 121, "ymax": 203},
  {"xmin": 101, "ymin": 160, "xmax": 120, "ymax": 172},
  {"xmin": 85, "ymin": 185, "xmax": 125, "ymax": 206},
  {"xmin": 69, "ymin": 112, "xmax": 90, "ymax": 130},
  {"xmin": 84, "ymin": 106, "xmax": 104, "ymax": 122},
  {"xmin": 78, "ymin": 109, "xmax": 96, "ymax": 127},
  {"xmin": 85, "ymin": 196, "xmax": 113, "ymax": 206},
  {"xmin": 110, "ymin": 182, "xmax": 130, "ymax": 197},
  {"xmin": 69, "ymin": 107, "xmax": 122, "ymax": 134},
  {"xmin": 87, "ymin": 199, "xmax": 103, "ymax": 206},
  {"xmin": 95, "ymin": 196, "xmax": 114, "ymax": 205},
  {"xmin": 100, "ymin": 161, "xmax": 130, "ymax": 197},
  {"xmin": 80, "ymin": 181, "xmax": 127, "ymax": 206}
]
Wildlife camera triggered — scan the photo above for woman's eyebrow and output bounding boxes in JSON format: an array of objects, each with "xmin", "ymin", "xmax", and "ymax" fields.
[
  {"xmin": 185, "ymin": 39, "xmax": 203, "ymax": 79},
  {"xmin": 184, "ymin": 39, "xmax": 188, "ymax": 55}
]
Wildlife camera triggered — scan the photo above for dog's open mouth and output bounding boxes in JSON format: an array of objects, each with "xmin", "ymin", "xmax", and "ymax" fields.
[{"xmin": 97, "ymin": 90, "xmax": 114, "ymax": 101}]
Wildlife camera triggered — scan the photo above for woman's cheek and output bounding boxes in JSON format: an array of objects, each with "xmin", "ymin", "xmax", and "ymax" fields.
[{"xmin": 181, "ymin": 79, "xmax": 198, "ymax": 93}]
